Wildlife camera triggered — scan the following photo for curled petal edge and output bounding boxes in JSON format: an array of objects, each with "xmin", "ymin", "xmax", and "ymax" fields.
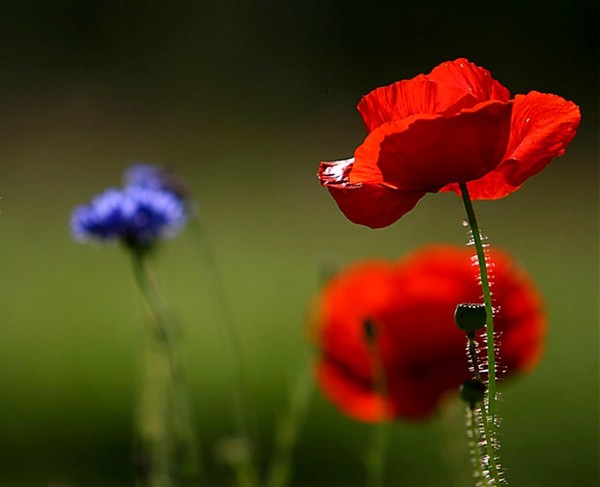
[
  {"xmin": 357, "ymin": 76, "xmax": 479, "ymax": 133},
  {"xmin": 426, "ymin": 58, "xmax": 511, "ymax": 103},
  {"xmin": 319, "ymin": 157, "xmax": 426, "ymax": 228},
  {"xmin": 441, "ymin": 91, "xmax": 581, "ymax": 199}
]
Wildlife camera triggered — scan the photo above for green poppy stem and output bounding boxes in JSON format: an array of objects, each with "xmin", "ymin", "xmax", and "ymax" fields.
[
  {"xmin": 458, "ymin": 182, "xmax": 503, "ymax": 486},
  {"xmin": 264, "ymin": 358, "xmax": 315, "ymax": 487},
  {"xmin": 130, "ymin": 248, "xmax": 201, "ymax": 486},
  {"xmin": 364, "ymin": 321, "xmax": 389, "ymax": 487},
  {"xmin": 467, "ymin": 337, "xmax": 482, "ymax": 382},
  {"xmin": 466, "ymin": 407, "xmax": 488, "ymax": 484},
  {"xmin": 458, "ymin": 184, "xmax": 497, "ymax": 410},
  {"xmin": 190, "ymin": 221, "xmax": 259, "ymax": 486}
]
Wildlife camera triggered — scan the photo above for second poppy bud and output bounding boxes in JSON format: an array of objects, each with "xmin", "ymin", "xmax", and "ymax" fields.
[{"xmin": 454, "ymin": 303, "xmax": 487, "ymax": 337}]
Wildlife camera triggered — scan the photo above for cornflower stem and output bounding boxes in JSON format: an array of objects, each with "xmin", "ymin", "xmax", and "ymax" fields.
[
  {"xmin": 365, "ymin": 327, "xmax": 389, "ymax": 487},
  {"xmin": 130, "ymin": 248, "xmax": 201, "ymax": 486},
  {"xmin": 459, "ymin": 182, "xmax": 502, "ymax": 486},
  {"xmin": 264, "ymin": 359, "xmax": 315, "ymax": 487},
  {"xmin": 190, "ymin": 221, "xmax": 259, "ymax": 486}
]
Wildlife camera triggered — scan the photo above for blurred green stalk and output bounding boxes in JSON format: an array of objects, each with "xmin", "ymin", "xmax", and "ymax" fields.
[
  {"xmin": 264, "ymin": 359, "xmax": 314, "ymax": 487},
  {"xmin": 191, "ymin": 221, "xmax": 259, "ymax": 486},
  {"xmin": 364, "ymin": 321, "xmax": 389, "ymax": 487},
  {"xmin": 131, "ymin": 249, "xmax": 201, "ymax": 486}
]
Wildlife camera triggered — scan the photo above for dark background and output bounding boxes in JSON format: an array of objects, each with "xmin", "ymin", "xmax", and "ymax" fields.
[{"xmin": 0, "ymin": 1, "xmax": 598, "ymax": 485}]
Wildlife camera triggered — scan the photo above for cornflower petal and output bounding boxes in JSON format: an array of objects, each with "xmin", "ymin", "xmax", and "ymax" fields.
[
  {"xmin": 71, "ymin": 186, "xmax": 188, "ymax": 248},
  {"xmin": 125, "ymin": 163, "xmax": 169, "ymax": 189},
  {"xmin": 125, "ymin": 162, "xmax": 190, "ymax": 203}
]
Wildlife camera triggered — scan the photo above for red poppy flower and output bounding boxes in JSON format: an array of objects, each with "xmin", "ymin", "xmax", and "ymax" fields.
[
  {"xmin": 318, "ymin": 58, "xmax": 580, "ymax": 228},
  {"xmin": 309, "ymin": 245, "xmax": 545, "ymax": 422}
]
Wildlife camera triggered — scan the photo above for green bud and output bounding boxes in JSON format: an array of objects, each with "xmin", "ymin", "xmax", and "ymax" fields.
[
  {"xmin": 363, "ymin": 319, "xmax": 377, "ymax": 343},
  {"xmin": 454, "ymin": 303, "xmax": 487, "ymax": 336},
  {"xmin": 460, "ymin": 379, "xmax": 486, "ymax": 408}
]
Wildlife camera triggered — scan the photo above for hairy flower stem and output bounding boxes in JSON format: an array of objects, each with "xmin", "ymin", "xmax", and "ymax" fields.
[
  {"xmin": 468, "ymin": 338, "xmax": 481, "ymax": 382},
  {"xmin": 466, "ymin": 337, "xmax": 495, "ymax": 486},
  {"xmin": 459, "ymin": 183, "xmax": 502, "ymax": 486},
  {"xmin": 467, "ymin": 407, "xmax": 489, "ymax": 485},
  {"xmin": 458, "ymin": 184, "xmax": 497, "ymax": 411},
  {"xmin": 130, "ymin": 249, "xmax": 201, "ymax": 487},
  {"xmin": 190, "ymin": 221, "xmax": 259, "ymax": 486}
]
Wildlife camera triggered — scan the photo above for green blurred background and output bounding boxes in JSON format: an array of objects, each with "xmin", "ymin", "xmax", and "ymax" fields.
[{"xmin": 0, "ymin": 1, "xmax": 597, "ymax": 485}]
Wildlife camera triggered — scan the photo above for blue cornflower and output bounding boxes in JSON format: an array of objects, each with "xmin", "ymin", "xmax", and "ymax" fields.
[
  {"xmin": 125, "ymin": 163, "xmax": 188, "ymax": 200},
  {"xmin": 71, "ymin": 185, "xmax": 188, "ymax": 249},
  {"xmin": 124, "ymin": 163, "xmax": 170, "ymax": 190}
]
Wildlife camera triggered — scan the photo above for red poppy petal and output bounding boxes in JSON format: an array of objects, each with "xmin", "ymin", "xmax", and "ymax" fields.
[
  {"xmin": 311, "ymin": 245, "xmax": 546, "ymax": 422},
  {"xmin": 315, "ymin": 262, "xmax": 401, "ymax": 422},
  {"xmin": 351, "ymin": 100, "xmax": 512, "ymax": 191},
  {"xmin": 441, "ymin": 91, "xmax": 581, "ymax": 199},
  {"xmin": 427, "ymin": 58, "xmax": 511, "ymax": 103},
  {"xmin": 326, "ymin": 184, "xmax": 426, "ymax": 229},
  {"xmin": 317, "ymin": 360, "xmax": 388, "ymax": 422},
  {"xmin": 440, "ymin": 175, "xmax": 511, "ymax": 200},
  {"xmin": 504, "ymin": 91, "xmax": 581, "ymax": 172},
  {"xmin": 357, "ymin": 76, "xmax": 478, "ymax": 133},
  {"xmin": 318, "ymin": 261, "xmax": 399, "ymax": 368},
  {"xmin": 319, "ymin": 158, "xmax": 424, "ymax": 229},
  {"xmin": 500, "ymin": 315, "xmax": 545, "ymax": 374},
  {"xmin": 486, "ymin": 251, "xmax": 546, "ymax": 373}
]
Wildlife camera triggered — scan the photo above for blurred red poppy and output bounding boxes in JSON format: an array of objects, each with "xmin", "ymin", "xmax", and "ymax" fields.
[
  {"xmin": 318, "ymin": 58, "xmax": 580, "ymax": 228},
  {"xmin": 309, "ymin": 245, "xmax": 545, "ymax": 422}
]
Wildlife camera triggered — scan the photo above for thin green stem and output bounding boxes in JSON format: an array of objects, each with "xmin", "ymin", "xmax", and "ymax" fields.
[
  {"xmin": 190, "ymin": 221, "xmax": 259, "ymax": 486},
  {"xmin": 367, "ymin": 414, "xmax": 388, "ymax": 487},
  {"xmin": 459, "ymin": 183, "xmax": 503, "ymax": 486},
  {"xmin": 459, "ymin": 184, "xmax": 497, "ymax": 410},
  {"xmin": 130, "ymin": 249, "xmax": 201, "ymax": 486},
  {"xmin": 365, "ymin": 328, "xmax": 389, "ymax": 487},
  {"xmin": 264, "ymin": 359, "xmax": 315, "ymax": 487}
]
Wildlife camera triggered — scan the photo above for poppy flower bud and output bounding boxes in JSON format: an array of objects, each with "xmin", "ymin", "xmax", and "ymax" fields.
[
  {"xmin": 454, "ymin": 303, "xmax": 487, "ymax": 337},
  {"xmin": 363, "ymin": 319, "xmax": 378, "ymax": 343},
  {"xmin": 460, "ymin": 379, "xmax": 486, "ymax": 408}
]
